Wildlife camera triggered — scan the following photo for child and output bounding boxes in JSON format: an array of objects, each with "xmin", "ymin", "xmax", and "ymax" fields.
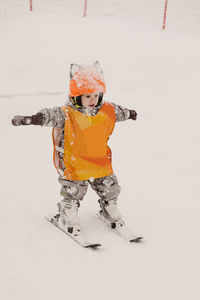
[{"xmin": 12, "ymin": 61, "xmax": 141, "ymax": 245}]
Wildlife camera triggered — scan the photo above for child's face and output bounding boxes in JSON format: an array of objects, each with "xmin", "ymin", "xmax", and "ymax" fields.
[{"xmin": 81, "ymin": 92, "xmax": 99, "ymax": 109}]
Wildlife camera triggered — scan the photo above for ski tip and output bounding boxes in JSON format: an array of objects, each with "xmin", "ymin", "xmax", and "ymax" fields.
[
  {"xmin": 85, "ymin": 243, "xmax": 102, "ymax": 249},
  {"xmin": 45, "ymin": 215, "xmax": 54, "ymax": 221},
  {"xmin": 130, "ymin": 237, "xmax": 143, "ymax": 243}
]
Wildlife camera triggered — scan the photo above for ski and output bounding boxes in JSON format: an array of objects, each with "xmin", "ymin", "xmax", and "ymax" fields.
[
  {"xmin": 97, "ymin": 211, "xmax": 143, "ymax": 243},
  {"xmin": 45, "ymin": 215, "xmax": 102, "ymax": 249}
]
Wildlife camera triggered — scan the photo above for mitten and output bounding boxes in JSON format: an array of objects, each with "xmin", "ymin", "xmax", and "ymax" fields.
[
  {"xmin": 12, "ymin": 113, "xmax": 44, "ymax": 126},
  {"xmin": 129, "ymin": 110, "xmax": 137, "ymax": 120}
]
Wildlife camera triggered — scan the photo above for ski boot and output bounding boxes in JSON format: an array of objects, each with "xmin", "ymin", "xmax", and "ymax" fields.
[
  {"xmin": 98, "ymin": 198, "xmax": 124, "ymax": 229},
  {"xmin": 55, "ymin": 198, "xmax": 81, "ymax": 236},
  {"xmin": 98, "ymin": 198, "xmax": 143, "ymax": 243},
  {"xmin": 46, "ymin": 199, "xmax": 101, "ymax": 248}
]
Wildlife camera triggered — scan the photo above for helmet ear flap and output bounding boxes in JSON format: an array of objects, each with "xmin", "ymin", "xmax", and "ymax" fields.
[
  {"xmin": 70, "ymin": 95, "xmax": 82, "ymax": 107},
  {"xmin": 70, "ymin": 96, "xmax": 76, "ymax": 105},
  {"xmin": 76, "ymin": 96, "xmax": 82, "ymax": 107}
]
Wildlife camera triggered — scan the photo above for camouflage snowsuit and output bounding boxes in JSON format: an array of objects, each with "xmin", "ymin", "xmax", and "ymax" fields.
[{"xmin": 39, "ymin": 99, "xmax": 130, "ymax": 205}]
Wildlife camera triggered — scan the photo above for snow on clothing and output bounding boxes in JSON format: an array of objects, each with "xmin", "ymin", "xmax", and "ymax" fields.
[
  {"xmin": 58, "ymin": 174, "xmax": 120, "ymax": 204},
  {"xmin": 39, "ymin": 100, "xmax": 130, "ymax": 128},
  {"xmin": 60, "ymin": 102, "xmax": 115, "ymax": 181},
  {"xmin": 39, "ymin": 100, "xmax": 130, "ymax": 202},
  {"xmin": 69, "ymin": 63, "xmax": 106, "ymax": 97}
]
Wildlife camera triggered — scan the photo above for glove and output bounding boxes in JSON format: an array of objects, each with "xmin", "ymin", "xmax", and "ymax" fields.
[
  {"xmin": 129, "ymin": 110, "xmax": 137, "ymax": 120},
  {"xmin": 12, "ymin": 113, "xmax": 44, "ymax": 126}
]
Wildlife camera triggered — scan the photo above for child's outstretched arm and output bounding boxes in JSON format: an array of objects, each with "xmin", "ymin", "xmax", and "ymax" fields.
[
  {"xmin": 12, "ymin": 107, "xmax": 65, "ymax": 128},
  {"xmin": 111, "ymin": 103, "xmax": 137, "ymax": 122}
]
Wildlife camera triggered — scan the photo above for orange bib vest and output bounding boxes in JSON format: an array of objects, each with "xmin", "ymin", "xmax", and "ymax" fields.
[{"xmin": 53, "ymin": 102, "xmax": 116, "ymax": 181}]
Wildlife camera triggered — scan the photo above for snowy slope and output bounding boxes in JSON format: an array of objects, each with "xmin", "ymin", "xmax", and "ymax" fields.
[{"xmin": 0, "ymin": 11, "xmax": 200, "ymax": 300}]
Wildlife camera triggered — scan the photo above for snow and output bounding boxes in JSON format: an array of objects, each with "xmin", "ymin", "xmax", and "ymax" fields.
[{"xmin": 1, "ymin": 10, "xmax": 200, "ymax": 300}]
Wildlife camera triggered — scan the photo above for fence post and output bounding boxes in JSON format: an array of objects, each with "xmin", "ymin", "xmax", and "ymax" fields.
[
  {"xmin": 83, "ymin": 0, "xmax": 87, "ymax": 17},
  {"xmin": 162, "ymin": 0, "xmax": 168, "ymax": 30},
  {"xmin": 30, "ymin": 0, "xmax": 32, "ymax": 11}
]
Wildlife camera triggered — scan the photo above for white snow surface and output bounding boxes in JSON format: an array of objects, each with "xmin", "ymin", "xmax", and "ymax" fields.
[{"xmin": 1, "ymin": 12, "xmax": 200, "ymax": 300}]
